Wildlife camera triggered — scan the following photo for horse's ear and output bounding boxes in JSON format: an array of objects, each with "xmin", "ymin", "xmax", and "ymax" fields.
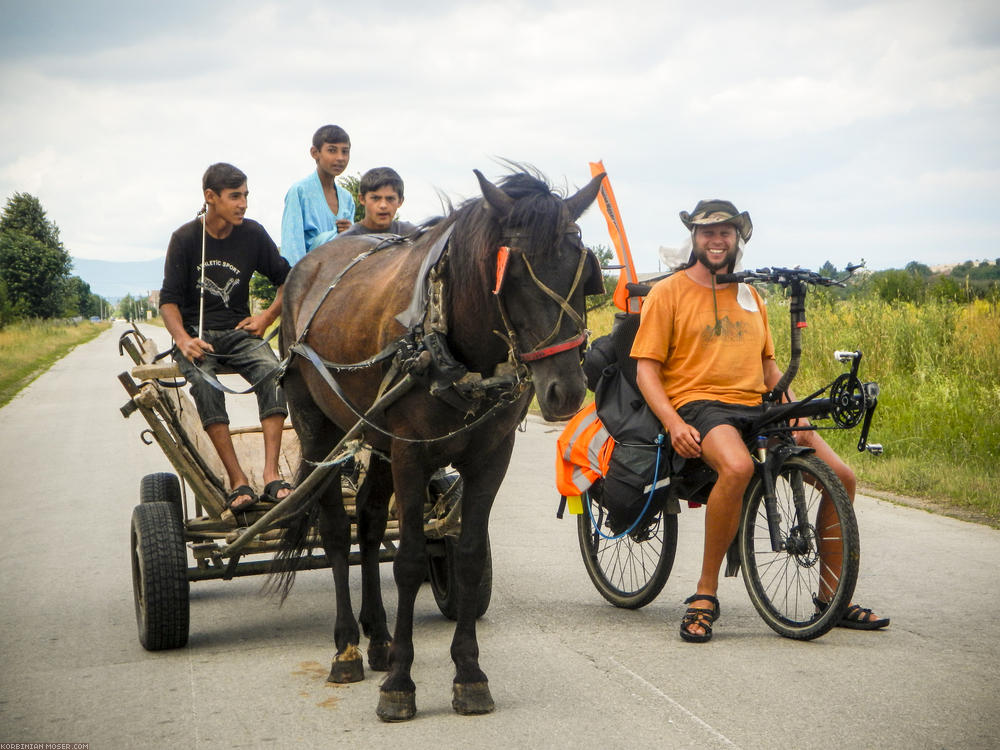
[
  {"xmin": 583, "ymin": 249, "xmax": 606, "ymax": 296},
  {"xmin": 474, "ymin": 169, "xmax": 514, "ymax": 217},
  {"xmin": 565, "ymin": 172, "xmax": 605, "ymax": 221}
]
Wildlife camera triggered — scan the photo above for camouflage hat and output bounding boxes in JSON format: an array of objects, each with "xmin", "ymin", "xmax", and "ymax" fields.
[{"xmin": 679, "ymin": 199, "xmax": 753, "ymax": 242}]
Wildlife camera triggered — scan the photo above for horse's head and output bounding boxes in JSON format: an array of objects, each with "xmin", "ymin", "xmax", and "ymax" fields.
[{"xmin": 474, "ymin": 169, "xmax": 605, "ymax": 421}]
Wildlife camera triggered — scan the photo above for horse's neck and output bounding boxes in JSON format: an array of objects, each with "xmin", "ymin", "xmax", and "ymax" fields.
[{"xmin": 444, "ymin": 265, "xmax": 508, "ymax": 374}]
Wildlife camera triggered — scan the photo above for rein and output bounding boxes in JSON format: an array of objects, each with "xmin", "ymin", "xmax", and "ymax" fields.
[{"xmin": 492, "ymin": 226, "xmax": 590, "ymax": 363}]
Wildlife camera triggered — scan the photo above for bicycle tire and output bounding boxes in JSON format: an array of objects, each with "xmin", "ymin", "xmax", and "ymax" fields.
[
  {"xmin": 739, "ymin": 454, "xmax": 859, "ymax": 640},
  {"xmin": 577, "ymin": 491, "xmax": 677, "ymax": 609}
]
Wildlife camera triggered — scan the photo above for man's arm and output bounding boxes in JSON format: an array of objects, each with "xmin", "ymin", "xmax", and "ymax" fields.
[
  {"xmin": 236, "ymin": 284, "xmax": 283, "ymax": 338},
  {"xmin": 635, "ymin": 357, "xmax": 703, "ymax": 458},
  {"xmin": 161, "ymin": 302, "xmax": 213, "ymax": 362}
]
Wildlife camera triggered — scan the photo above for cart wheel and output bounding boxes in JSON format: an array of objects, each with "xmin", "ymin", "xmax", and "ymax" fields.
[
  {"xmin": 140, "ymin": 472, "xmax": 183, "ymax": 521},
  {"xmin": 131, "ymin": 502, "xmax": 189, "ymax": 650},
  {"xmin": 427, "ymin": 536, "xmax": 492, "ymax": 621}
]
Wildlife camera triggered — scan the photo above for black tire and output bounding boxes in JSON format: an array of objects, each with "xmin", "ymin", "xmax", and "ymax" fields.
[
  {"xmin": 427, "ymin": 536, "xmax": 492, "ymax": 621},
  {"xmin": 131, "ymin": 502, "xmax": 189, "ymax": 650},
  {"xmin": 140, "ymin": 472, "xmax": 183, "ymax": 521},
  {"xmin": 577, "ymin": 490, "xmax": 677, "ymax": 609},
  {"xmin": 738, "ymin": 454, "xmax": 860, "ymax": 640}
]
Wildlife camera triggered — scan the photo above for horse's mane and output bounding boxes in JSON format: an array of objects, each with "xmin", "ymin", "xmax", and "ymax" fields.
[{"xmin": 418, "ymin": 169, "xmax": 568, "ymax": 323}]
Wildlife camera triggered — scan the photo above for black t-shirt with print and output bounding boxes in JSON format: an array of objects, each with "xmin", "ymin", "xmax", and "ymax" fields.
[{"xmin": 159, "ymin": 217, "xmax": 290, "ymax": 332}]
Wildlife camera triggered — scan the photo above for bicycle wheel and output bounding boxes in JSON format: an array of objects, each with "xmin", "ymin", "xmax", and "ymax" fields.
[
  {"xmin": 739, "ymin": 454, "xmax": 859, "ymax": 640},
  {"xmin": 577, "ymin": 489, "xmax": 677, "ymax": 609}
]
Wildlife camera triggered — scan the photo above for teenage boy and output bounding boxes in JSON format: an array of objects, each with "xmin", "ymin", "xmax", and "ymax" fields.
[
  {"xmin": 281, "ymin": 124, "xmax": 355, "ymax": 264},
  {"xmin": 160, "ymin": 163, "xmax": 292, "ymax": 513},
  {"xmin": 339, "ymin": 167, "xmax": 417, "ymax": 237}
]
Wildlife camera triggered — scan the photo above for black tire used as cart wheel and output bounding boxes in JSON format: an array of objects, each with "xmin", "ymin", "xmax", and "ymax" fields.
[
  {"xmin": 577, "ymin": 489, "xmax": 677, "ymax": 609},
  {"xmin": 139, "ymin": 472, "xmax": 183, "ymax": 521},
  {"xmin": 427, "ymin": 536, "xmax": 492, "ymax": 621},
  {"xmin": 131, "ymin": 501, "xmax": 189, "ymax": 650}
]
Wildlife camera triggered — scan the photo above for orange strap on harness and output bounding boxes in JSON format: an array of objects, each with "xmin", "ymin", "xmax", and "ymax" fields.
[{"xmin": 493, "ymin": 246, "xmax": 510, "ymax": 295}]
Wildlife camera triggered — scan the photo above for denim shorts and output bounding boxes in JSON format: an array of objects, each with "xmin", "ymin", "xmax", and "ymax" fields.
[
  {"xmin": 676, "ymin": 400, "xmax": 765, "ymax": 443},
  {"xmin": 175, "ymin": 328, "xmax": 287, "ymax": 428}
]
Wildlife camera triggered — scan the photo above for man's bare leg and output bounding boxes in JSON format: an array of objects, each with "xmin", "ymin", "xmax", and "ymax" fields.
[
  {"xmin": 685, "ymin": 425, "xmax": 755, "ymax": 637},
  {"xmin": 261, "ymin": 414, "xmax": 291, "ymax": 500},
  {"xmin": 204, "ymin": 422, "xmax": 254, "ymax": 509}
]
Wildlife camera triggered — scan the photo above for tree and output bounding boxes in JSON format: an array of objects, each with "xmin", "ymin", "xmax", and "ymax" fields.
[
  {"xmin": 0, "ymin": 192, "xmax": 61, "ymax": 249},
  {"xmin": 871, "ymin": 269, "xmax": 925, "ymax": 303},
  {"xmin": 0, "ymin": 230, "xmax": 72, "ymax": 318},
  {"xmin": 339, "ymin": 173, "xmax": 365, "ymax": 222},
  {"xmin": 819, "ymin": 260, "xmax": 838, "ymax": 278},
  {"xmin": 905, "ymin": 261, "xmax": 932, "ymax": 278},
  {"xmin": 0, "ymin": 193, "xmax": 72, "ymax": 319}
]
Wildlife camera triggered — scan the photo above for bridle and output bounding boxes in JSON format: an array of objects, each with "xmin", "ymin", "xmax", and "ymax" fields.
[{"xmin": 492, "ymin": 224, "xmax": 590, "ymax": 364}]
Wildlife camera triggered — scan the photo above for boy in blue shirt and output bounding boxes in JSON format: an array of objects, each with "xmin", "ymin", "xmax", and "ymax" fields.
[{"xmin": 280, "ymin": 124, "xmax": 356, "ymax": 265}]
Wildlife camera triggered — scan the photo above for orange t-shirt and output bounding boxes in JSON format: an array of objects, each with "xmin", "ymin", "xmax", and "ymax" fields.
[{"xmin": 630, "ymin": 271, "xmax": 775, "ymax": 408}]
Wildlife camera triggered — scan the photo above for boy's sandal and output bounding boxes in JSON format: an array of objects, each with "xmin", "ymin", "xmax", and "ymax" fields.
[
  {"xmin": 225, "ymin": 485, "xmax": 259, "ymax": 512},
  {"xmin": 813, "ymin": 596, "xmax": 890, "ymax": 630},
  {"xmin": 262, "ymin": 479, "xmax": 293, "ymax": 503},
  {"xmin": 680, "ymin": 594, "xmax": 721, "ymax": 643}
]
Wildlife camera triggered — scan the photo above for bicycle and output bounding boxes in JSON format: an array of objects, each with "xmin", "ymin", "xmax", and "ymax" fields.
[{"xmin": 568, "ymin": 264, "xmax": 882, "ymax": 640}]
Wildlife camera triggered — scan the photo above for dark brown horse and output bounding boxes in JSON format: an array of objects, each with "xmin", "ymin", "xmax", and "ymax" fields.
[{"xmin": 275, "ymin": 167, "xmax": 604, "ymax": 721}]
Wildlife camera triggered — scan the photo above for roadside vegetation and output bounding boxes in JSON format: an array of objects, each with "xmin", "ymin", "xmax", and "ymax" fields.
[
  {"xmin": 585, "ymin": 264, "xmax": 1000, "ymax": 525},
  {"xmin": 0, "ymin": 318, "xmax": 109, "ymax": 407}
]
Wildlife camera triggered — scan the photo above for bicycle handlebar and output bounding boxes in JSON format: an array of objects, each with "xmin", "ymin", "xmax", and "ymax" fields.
[{"xmin": 715, "ymin": 262, "xmax": 863, "ymax": 288}]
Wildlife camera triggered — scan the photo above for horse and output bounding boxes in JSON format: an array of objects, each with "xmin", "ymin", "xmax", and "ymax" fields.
[{"xmin": 274, "ymin": 167, "xmax": 605, "ymax": 721}]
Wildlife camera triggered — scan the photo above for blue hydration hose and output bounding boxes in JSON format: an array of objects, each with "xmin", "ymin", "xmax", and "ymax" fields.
[{"xmin": 586, "ymin": 434, "xmax": 665, "ymax": 541}]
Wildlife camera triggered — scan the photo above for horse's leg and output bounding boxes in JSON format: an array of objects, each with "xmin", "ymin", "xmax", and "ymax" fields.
[
  {"xmin": 376, "ymin": 446, "xmax": 433, "ymax": 722},
  {"xmin": 356, "ymin": 454, "xmax": 393, "ymax": 671},
  {"xmin": 448, "ymin": 431, "xmax": 514, "ymax": 716},
  {"xmin": 284, "ymin": 372, "xmax": 364, "ymax": 683}
]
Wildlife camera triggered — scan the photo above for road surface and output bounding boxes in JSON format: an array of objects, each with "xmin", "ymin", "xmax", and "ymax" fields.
[{"xmin": 0, "ymin": 321, "xmax": 997, "ymax": 749}]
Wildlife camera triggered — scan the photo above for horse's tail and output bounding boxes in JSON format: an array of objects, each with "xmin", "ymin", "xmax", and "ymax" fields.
[{"xmin": 264, "ymin": 499, "xmax": 322, "ymax": 604}]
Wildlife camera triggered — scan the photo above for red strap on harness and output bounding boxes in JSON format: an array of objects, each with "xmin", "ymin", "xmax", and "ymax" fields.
[
  {"xmin": 519, "ymin": 331, "xmax": 588, "ymax": 362},
  {"xmin": 493, "ymin": 246, "xmax": 510, "ymax": 295}
]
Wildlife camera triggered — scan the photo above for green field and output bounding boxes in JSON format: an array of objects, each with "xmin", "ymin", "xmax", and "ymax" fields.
[
  {"xmin": 586, "ymin": 295, "xmax": 1000, "ymax": 525},
  {"xmin": 0, "ymin": 319, "xmax": 110, "ymax": 407}
]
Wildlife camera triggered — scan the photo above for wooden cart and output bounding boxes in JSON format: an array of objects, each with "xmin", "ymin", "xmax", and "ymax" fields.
[{"xmin": 117, "ymin": 326, "xmax": 486, "ymax": 650}]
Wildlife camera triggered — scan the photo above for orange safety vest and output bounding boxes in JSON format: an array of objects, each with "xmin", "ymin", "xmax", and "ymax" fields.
[{"xmin": 555, "ymin": 402, "xmax": 615, "ymax": 497}]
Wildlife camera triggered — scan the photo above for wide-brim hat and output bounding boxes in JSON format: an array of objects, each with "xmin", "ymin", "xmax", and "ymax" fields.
[{"xmin": 680, "ymin": 199, "xmax": 753, "ymax": 242}]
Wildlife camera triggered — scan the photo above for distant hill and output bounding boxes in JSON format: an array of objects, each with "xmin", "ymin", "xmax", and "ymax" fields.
[{"xmin": 72, "ymin": 256, "xmax": 164, "ymax": 300}]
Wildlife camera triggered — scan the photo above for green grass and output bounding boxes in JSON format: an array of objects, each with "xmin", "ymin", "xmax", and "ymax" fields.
[
  {"xmin": 0, "ymin": 319, "xmax": 110, "ymax": 407},
  {"xmin": 767, "ymin": 295, "xmax": 1000, "ymax": 523},
  {"xmin": 582, "ymin": 295, "xmax": 999, "ymax": 524}
]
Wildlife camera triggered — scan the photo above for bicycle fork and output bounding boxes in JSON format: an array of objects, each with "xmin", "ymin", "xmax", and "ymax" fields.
[{"xmin": 756, "ymin": 439, "xmax": 812, "ymax": 554}]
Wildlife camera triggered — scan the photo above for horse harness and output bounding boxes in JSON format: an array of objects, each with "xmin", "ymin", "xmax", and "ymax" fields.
[{"xmin": 284, "ymin": 220, "xmax": 592, "ymax": 443}]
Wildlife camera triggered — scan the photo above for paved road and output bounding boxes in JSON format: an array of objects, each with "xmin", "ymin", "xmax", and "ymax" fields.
[{"xmin": 1, "ymin": 321, "xmax": 998, "ymax": 749}]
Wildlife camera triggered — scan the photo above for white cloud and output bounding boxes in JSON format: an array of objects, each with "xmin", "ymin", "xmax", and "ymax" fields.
[{"xmin": 0, "ymin": 0, "xmax": 998, "ymax": 275}]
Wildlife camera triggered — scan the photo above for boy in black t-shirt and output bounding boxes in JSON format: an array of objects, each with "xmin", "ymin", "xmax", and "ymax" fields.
[{"xmin": 159, "ymin": 163, "xmax": 293, "ymax": 513}]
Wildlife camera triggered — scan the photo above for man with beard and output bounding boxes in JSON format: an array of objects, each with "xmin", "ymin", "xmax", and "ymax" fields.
[{"xmin": 631, "ymin": 200, "xmax": 888, "ymax": 642}]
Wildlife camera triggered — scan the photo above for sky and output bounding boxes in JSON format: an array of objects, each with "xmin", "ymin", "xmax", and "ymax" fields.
[{"xmin": 2, "ymin": 0, "xmax": 999, "ymax": 288}]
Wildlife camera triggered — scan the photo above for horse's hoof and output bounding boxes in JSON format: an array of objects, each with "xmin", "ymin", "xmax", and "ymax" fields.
[
  {"xmin": 452, "ymin": 681, "xmax": 495, "ymax": 715},
  {"xmin": 376, "ymin": 689, "xmax": 417, "ymax": 722},
  {"xmin": 367, "ymin": 640, "xmax": 391, "ymax": 672},
  {"xmin": 327, "ymin": 645, "xmax": 364, "ymax": 684}
]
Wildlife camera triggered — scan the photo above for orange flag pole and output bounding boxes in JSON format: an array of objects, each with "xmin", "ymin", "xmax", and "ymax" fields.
[{"xmin": 588, "ymin": 161, "xmax": 640, "ymax": 313}]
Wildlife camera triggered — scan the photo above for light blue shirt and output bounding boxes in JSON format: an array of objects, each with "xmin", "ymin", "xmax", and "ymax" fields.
[{"xmin": 280, "ymin": 171, "xmax": 356, "ymax": 265}]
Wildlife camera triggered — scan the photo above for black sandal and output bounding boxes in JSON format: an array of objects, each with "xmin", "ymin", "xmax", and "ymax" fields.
[
  {"xmin": 814, "ymin": 596, "xmax": 890, "ymax": 630},
  {"xmin": 680, "ymin": 594, "xmax": 720, "ymax": 643},
  {"xmin": 262, "ymin": 479, "xmax": 293, "ymax": 503},
  {"xmin": 225, "ymin": 484, "xmax": 259, "ymax": 512}
]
